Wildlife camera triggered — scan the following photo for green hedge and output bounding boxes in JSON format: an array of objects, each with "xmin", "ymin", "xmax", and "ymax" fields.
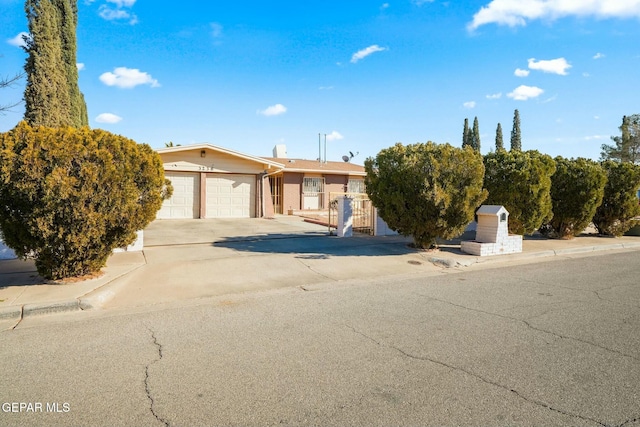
[
  {"xmin": 365, "ymin": 142, "xmax": 487, "ymax": 248},
  {"xmin": 0, "ymin": 122, "xmax": 171, "ymax": 279}
]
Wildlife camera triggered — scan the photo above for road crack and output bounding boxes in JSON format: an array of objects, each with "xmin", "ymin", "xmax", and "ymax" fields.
[
  {"xmin": 617, "ymin": 416, "xmax": 640, "ymax": 427},
  {"xmin": 415, "ymin": 293, "xmax": 640, "ymax": 362},
  {"xmin": 145, "ymin": 327, "xmax": 169, "ymax": 427},
  {"xmin": 344, "ymin": 324, "xmax": 607, "ymax": 427},
  {"xmin": 295, "ymin": 258, "xmax": 336, "ymax": 281}
]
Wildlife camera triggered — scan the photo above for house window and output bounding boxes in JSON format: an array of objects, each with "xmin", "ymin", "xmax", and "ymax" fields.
[
  {"xmin": 303, "ymin": 177, "xmax": 324, "ymax": 194},
  {"xmin": 348, "ymin": 179, "xmax": 366, "ymax": 194}
]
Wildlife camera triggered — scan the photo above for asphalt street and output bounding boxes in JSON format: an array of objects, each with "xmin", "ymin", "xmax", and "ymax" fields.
[{"xmin": 1, "ymin": 251, "xmax": 639, "ymax": 427}]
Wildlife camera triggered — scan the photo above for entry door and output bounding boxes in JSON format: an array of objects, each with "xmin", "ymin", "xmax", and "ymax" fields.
[{"xmin": 302, "ymin": 177, "xmax": 324, "ymax": 210}]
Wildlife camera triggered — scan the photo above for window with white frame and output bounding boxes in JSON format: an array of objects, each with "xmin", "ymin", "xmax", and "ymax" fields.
[
  {"xmin": 303, "ymin": 177, "xmax": 324, "ymax": 194},
  {"xmin": 348, "ymin": 179, "xmax": 366, "ymax": 194}
]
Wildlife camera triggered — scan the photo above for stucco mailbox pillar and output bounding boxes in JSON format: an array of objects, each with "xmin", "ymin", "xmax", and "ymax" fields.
[
  {"xmin": 337, "ymin": 196, "xmax": 353, "ymax": 238},
  {"xmin": 461, "ymin": 205, "xmax": 522, "ymax": 256}
]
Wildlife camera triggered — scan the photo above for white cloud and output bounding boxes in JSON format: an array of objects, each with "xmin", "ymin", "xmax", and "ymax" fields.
[
  {"xmin": 95, "ymin": 113, "xmax": 122, "ymax": 124},
  {"xmin": 351, "ymin": 45, "xmax": 387, "ymax": 63},
  {"xmin": 77, "ymin": 63, "xmax": 85, "ymax": 71},
  {"xmin": 593, "ymin": 52, "xmax": 605, "ymax": 59},
  {"xmin": 99, "ymin": 7, "xmax": 130, "ymax": 20},
  {"xmin": 258, "ymin": 104, "xmax": 287, "ymax": 117},
  {"xmin": 98, "ymin": 0, "xmax": 137, "ymax": 24},
  {"xmin": 413, "ymin": 0, "xmax": 434, "ymax": 5},
  {"xmin": 507, "ymin": 85, "xmax": 544, "ymax": 101},
  {"xmin": 514, "ymin": 68, "xmax": 530, "ymax": 77},
  {"xmin": 468, "ymin": 0, "xmax": 640, "ymax": 31},
  {"xmin": 325, "ymin": 131, "xmax": 344, "ymax": 142},
  {"xmin": 528, "ymin": 57, "xmax": 571, "ymax": 75},
  {"xmin": 99, "ymin": 67, "xmax": 160, "ymax": 89},
  {"xmin": 585, "ymin": 134, "xmax": 608, "ymax": 140},
  {"xmin": 486, "ymin": 92, "xmax": 502, "ymax": 99},
  {"xmin": 463, "ymin": 101, "xmax": 476, "ymax": 109},
  {"xmin": 210, "ymin": 22, "xmax": 223, "ymax": 38},
  {"xmin": 381, "ymin": 3, "xmax": 390, "ymax": 10},
  {"xmin": 106, "ymin": 0, "xmax": 135, "ymax": 6},
  {"xmin": 7, "ymin": 32, "xmax": 28, "ymax": 47},
  {"xmin": 318, "ymin": 86, "xmax": 334, "ymax": 90}
]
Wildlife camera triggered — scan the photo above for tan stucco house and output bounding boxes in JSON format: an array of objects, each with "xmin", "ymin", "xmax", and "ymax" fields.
[{"xmin": 156, "ymin": 144, "xmax": 365, "ymax": 219}]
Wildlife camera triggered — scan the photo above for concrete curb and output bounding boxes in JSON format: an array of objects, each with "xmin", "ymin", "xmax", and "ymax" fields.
[
  {"xmin": 0, "ymin": 259, "xmax": 146, "ymax": 321},
  {"xmin": 2, "ymin": 239, "xmax": 639, "ymax": 319},
  {"xmin": 0, "ymin": 305, "xmax": 22, "ymax": 320},
  {"xmin": 77, "ymin": 262, "xmax": 147, "ymax": 310},
  {"xmin": 23, "ymin": 300, "xmax": 82, "ymax": 317}
]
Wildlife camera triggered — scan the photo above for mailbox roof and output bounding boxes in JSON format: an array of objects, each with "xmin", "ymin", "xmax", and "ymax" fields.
[{"xmin": 477, "ymin": 205, "xmax": 509, "ymax": 216}]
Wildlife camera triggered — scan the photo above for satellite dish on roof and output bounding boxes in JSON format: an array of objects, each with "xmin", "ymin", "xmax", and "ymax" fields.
[{"xmin": 342, "ymin": 151, "xmax": 359, "ymax": 162}]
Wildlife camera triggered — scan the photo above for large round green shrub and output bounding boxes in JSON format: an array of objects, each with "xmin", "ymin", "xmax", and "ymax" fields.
[
  {"xmin": 542, "ymin": 157, "xmax": 606, "ymax": 238},
  {"xmin": 592, "ymin": 161, "xmax": 640, "ymax": 236},
  {"xmin": 483, "ymin": 150, "xmax": 556, "ymax": 235},
  {"xmin": 0, "ymin": 122, "xmax": 171, "ymax": 279},
  {"xmin": 365, "ymin": 142, "xmax": 487, "ymax": 249}
]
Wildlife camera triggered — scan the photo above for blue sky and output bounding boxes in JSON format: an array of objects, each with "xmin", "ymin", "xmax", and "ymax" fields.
[{"xmin": 1, "ymin": 0, "xmax": 639, "ymax": 163}]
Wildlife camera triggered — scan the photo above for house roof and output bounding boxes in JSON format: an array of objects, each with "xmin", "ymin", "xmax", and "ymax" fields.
[
  {"xmin": 261, "ymin": 157, "xmax": 366, "ymax": 176},
  {"xmin": 157, "ymin": 144, "xmax": 285, "ymax": 169}
]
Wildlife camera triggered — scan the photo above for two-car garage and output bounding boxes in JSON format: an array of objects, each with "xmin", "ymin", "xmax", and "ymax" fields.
[{"xmin": 155, "ymin": 144, "xmax": 283, "ymax": 220}]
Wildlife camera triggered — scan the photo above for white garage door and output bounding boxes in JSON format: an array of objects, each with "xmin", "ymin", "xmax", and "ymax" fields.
[
  {"xmin": 157, "ymin": 172, "xmax": 200, "ymax": 219},
  {"xmin": 206, "ymin": 174, "xmax": 255, "ymax": 218}
]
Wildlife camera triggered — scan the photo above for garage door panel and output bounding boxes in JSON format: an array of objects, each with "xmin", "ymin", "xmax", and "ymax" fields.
[
  {"xmin": 157, "ymin": 172, "xmax": 200, "ymax": 219},
  {"xmin": 206, "ymin": 174, "xmax": 255, "ymax": 218}
]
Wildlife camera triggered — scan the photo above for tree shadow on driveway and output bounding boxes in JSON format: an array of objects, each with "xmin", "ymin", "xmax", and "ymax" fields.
[{"xmin": 212, "ymin": 232, "xmax": 466, "ymax": 258}]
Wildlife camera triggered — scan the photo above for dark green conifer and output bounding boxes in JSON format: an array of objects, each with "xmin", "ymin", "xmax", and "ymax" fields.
[
  {"xmin": 24, "ymin": 0, "xmax": 87, "ymax": 127},
  {"xmin": 495, "ymin": 123, "xmax": 504, "ymax": 151},
  {"xmin": 462, "ymin": 118, "xmax": 471, "ymax": 148},
  {"xmin": 510, "ymin": 109, "xmax": 522, "ymax": 151},
  {"xmin": 471, "ymin": 116, "xmax": 481, "ymax": 152}
]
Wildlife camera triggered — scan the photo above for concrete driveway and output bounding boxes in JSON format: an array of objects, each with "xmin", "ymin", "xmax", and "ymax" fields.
[{"xmin": 143, "ymin": 215, "xmax": 330, "ymax": 247}]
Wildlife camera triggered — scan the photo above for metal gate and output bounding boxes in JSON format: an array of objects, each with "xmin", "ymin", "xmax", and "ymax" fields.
[{"xmin": 328, "ymin": 192, "xmax": 374, "ymax": 235}]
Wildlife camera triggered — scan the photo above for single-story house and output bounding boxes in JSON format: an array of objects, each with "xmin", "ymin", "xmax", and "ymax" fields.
[
  {"xmin": 156, "ymin": 144, "xmax": 283, "ymax": 219},
  {"xmin": 261, "ymin": 157, "xmax": 366, "ymax": 215},
  {"xmin": 156, "ymin": 144, "xmax": 366, "ymax": 219}
]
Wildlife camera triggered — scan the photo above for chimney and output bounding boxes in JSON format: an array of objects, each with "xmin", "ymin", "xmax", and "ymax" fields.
[{"xmin": 273, "ymin": 144, "xmax": 287, "ymax": 158}]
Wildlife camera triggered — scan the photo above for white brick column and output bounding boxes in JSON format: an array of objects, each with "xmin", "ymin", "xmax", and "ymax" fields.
[{"xmin": 337, "ymin": 196, "xmax": 353, "ymax": 238}]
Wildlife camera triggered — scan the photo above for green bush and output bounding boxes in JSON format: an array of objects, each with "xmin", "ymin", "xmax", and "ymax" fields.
[
  {"xmin": 0, "ymin": 122, "xmax": 172, "ymax": 279},
  {"xmin": 541, "ymin": 157, "xmax": 606, "ymax": 238},
  {"xmin": 365, "ymin": 142, "xmax": 487, "ymax": 249},
  {"xmin": 483, "ymin": 150, "xmax": 556, "ymax": 235},
  {"xmin": 592, "ymin": 161, "xmax": 640, "ymax": 236}
]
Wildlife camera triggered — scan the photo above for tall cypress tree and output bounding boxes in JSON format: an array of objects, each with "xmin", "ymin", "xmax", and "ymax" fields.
[
  {"xmin": 462, "ymin": 118, "xmax": 471, "ymax": 148},
  {"xmin": 24, "ymin": 0, "xmax": 87, "ymax": 127},
  {"xmin": 57, "ymin": 0, "xmax": 87, "ymax": 127},
  {"xmin": 471, "ymin": 116, "xmax": 481, "ymax": 152},
  {"xmin": 510, "ymin": 109, "xmax": 522, "ymax": 152},
  {"xmin": 495, "ymin": 123, "xmax": 504, "ymax": 151}
]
